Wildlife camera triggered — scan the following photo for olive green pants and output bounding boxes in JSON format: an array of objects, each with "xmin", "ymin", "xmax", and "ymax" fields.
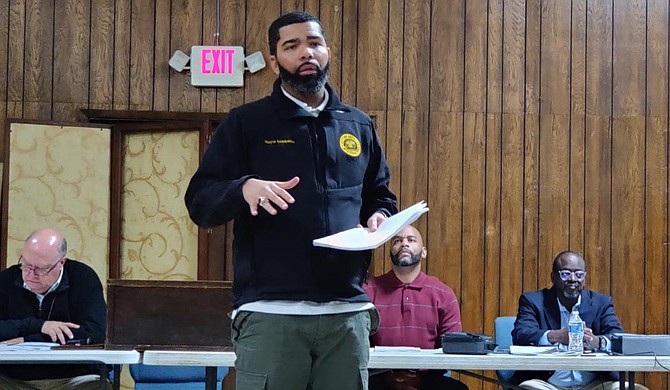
[{"xmin": 232, "ymin": 309, "xmax": 378, "ymax": 390}]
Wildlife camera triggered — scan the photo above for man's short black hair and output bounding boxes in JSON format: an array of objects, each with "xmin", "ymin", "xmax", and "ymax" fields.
[{"xmin": 268, "ymin": 12, "xmax": 326, "ymax": 56}]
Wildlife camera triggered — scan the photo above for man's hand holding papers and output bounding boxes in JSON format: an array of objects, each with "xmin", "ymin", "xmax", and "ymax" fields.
[{"xmin": 313, "ymin": 201, "xmax": 429, "ymax": 251}]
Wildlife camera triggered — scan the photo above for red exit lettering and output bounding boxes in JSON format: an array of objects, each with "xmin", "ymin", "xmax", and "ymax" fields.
[{"xmin": 200, "ymin": 48, "xmax": 235, "ymax": 74}]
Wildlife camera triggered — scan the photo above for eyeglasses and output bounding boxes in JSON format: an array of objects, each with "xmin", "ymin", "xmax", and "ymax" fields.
[
  {"xmin": 18, "ymin": 256, "xmax": 63, "ymax": 277},
  {"xmin": 556, "ymin": 269, "xmax": 587, "ymax": 281}
]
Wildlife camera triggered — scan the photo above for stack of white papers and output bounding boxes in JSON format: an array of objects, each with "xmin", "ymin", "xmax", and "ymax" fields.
[
  {"xmin": 0, "ymin": 342, "xmax": 58, "ymax": 352},
  {"xmin": 509, "ymin": 345, "xmax": 558, "ymax": 355},
  {"xmin": 373, "ymin": 346, "xmax": 421, "ymax": 353},
  {"xmin": 313, "ymin": 201, "xmax": 429, "ymax": 251}
]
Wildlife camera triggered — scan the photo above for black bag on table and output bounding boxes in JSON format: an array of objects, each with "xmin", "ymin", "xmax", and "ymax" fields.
[{"xmin": 441, "ymin": 332, "xmax": 497, "ymax": 355}]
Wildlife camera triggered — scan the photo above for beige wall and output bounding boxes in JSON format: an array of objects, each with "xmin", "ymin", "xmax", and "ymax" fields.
[
  {"xmin": 119, "ymin": 131, "xmax": 200, "ymax": 280},
  {"xmin": 5, "ymin": 123, "xmax": 111, "ymax": 288}
]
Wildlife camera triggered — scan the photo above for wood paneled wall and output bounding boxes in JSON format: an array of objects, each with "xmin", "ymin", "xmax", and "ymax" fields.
[{"xmin": 1, "ymin": 0, "xmax": 669, "ymax": 388}]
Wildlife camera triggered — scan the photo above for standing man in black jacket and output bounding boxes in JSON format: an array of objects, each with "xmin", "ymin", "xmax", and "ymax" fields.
[
  {"xmin": 185, "ymin": 11, "xmax": 397, "ymax": 390},
  {"xmin": 0, "ymin": 228, "xmax": 108, "ymax": 389}
]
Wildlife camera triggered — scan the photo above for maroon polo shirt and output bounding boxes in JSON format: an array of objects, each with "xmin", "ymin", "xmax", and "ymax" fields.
[{"xmin": 364, "ymin": 270, "xmax": 462, "ymax": 349}]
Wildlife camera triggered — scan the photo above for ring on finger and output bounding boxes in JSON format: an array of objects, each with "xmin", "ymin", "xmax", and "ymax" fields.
[{"xmin": 257, "ymin": 196, "xmax": 267, "ymax": 206}]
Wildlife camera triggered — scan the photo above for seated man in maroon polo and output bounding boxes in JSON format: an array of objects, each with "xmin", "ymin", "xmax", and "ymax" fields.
[{"xmin": 364, "ymin": 224, "xmax": 468, "ymax": 390}]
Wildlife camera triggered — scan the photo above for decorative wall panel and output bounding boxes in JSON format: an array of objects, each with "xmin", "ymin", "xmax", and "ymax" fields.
[
  {"xmin": 4, "ymin": 123, "xmax": 111, "ymax": 286},
  {"xmin": 119, "ymin": 131, "xmax": 200, "ymax": 280}
]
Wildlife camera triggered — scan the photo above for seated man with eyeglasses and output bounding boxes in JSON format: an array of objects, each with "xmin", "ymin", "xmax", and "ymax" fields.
[
  {"xmin": 511, "ymin": 251, "xmax": 648, "ymax": 390},
  {"xmin": 0, "ymin": 228, "xmax": 109, "ymax": 390}
]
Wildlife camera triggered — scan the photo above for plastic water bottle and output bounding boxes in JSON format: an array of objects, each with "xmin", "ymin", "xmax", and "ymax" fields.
[{"xmin": 568, "ymin": 310, "xmax": 584, "ymax": 355}]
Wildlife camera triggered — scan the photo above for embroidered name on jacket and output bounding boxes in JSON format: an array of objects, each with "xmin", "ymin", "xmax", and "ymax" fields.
[
  {"xmin": 264, "ymin": 139, "xmax": 295, "ymax": 144},
  {"xmin": 339, "ymin": 133, "xmax": 361, "ymax": 157}
]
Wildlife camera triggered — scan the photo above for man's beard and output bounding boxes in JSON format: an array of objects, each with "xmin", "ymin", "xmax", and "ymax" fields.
[
  {"xmin": 560, "ymin": 284, "xmax": 582, "ymax": 299},
  {"xmin": 278, "ymin": 61, "xmax": 330, "ymax": 94},
  {"xmin": 390, "ymin": 251, "xmax": 422, "ymax": 267}
]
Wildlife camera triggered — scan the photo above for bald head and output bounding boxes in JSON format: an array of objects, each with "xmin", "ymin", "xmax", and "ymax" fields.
[
  {"xmin": 394, "ymin": 225, "xmax": 423, "ymax": 244},
  {"xmin": 552, "ymin": 251, "xmax": 586, "ymax": 273},
  {"xmin": 20, "ymin": 228, "xmax": 68, "ymax": 294},
  {"xmin": 24, "ymin": 229, "xmax": 67, "ymax": 260}
]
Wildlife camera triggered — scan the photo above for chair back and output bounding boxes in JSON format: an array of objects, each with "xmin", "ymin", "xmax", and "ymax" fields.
[
  {"xmin": 494, "ymin": 316, "xmax": 515, "ymax": 349},
  {"xmin": 129, "ymin": 364, "xmax": 228, "ymax": 389},
  {"xmin": 494, "ymin": 316, "xmax": 516, "ymax": 385}
]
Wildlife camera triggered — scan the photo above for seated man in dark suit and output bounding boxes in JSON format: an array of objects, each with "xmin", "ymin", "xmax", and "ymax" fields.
[
  {"xmin": 512, "ymin": 250, "xmax": 648, "ymax": 390},
  {"xmin": 0, "ymin": 228, "xmax": 109, "ymax": 389}
]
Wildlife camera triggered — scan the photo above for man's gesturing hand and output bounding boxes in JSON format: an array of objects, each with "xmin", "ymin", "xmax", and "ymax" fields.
[
  {"xmin": 41, "ymin": 321, "xmax": 80, "ymax": 344},
  {"xmin": 243, "ymin": 176, "xmax": 300, "ymax": 216}
]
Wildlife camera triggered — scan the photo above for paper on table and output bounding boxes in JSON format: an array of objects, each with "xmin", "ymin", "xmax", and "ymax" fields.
[
  {"xmin": 509, "ymin": 345, "xmax": 558, "ymax": 355},
  {"xmin": 0, "ymin": 342, "xmax": 59, "ymax": 352},
  {"xmin": 312, "ymin": 201, "xmax": 429, "ymax": 251},
  {"xmin": 373, "ymin": 346, "xmax": 421, "ymax": 353}
]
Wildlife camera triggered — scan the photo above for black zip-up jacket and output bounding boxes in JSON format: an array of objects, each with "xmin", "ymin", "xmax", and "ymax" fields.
[
  {"xmin": 185, "ymin": 79, "xmax": 397, "ymax": 308},
  {"xmin": 0, "ymin": 260, "xmax": 107, "ymax": 380}
]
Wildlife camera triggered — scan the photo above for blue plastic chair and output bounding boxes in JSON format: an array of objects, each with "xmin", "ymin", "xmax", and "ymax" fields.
[
  {"xmin": 129, "ymin": 364, "xmax": 228, "ymax": 389},
  {"xmin": 494, "ymin": 316, "xmax": 516, "ymax": 386}
]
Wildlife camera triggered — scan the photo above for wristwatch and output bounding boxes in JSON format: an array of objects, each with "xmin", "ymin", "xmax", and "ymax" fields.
[{"xmin": 598, "ymin": 336, "xmax": 607, "ymax": 351}]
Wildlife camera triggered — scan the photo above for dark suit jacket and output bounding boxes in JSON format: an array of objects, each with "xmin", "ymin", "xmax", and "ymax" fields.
[{"xmin": 510, "ymin": 287, "xmax": 624, "ymax": 385}]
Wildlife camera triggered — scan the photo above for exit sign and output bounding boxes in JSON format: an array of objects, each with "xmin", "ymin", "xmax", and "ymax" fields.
[{"xmin": 190, "ymin": 46, "xmax": 244, "ymax": 87}]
